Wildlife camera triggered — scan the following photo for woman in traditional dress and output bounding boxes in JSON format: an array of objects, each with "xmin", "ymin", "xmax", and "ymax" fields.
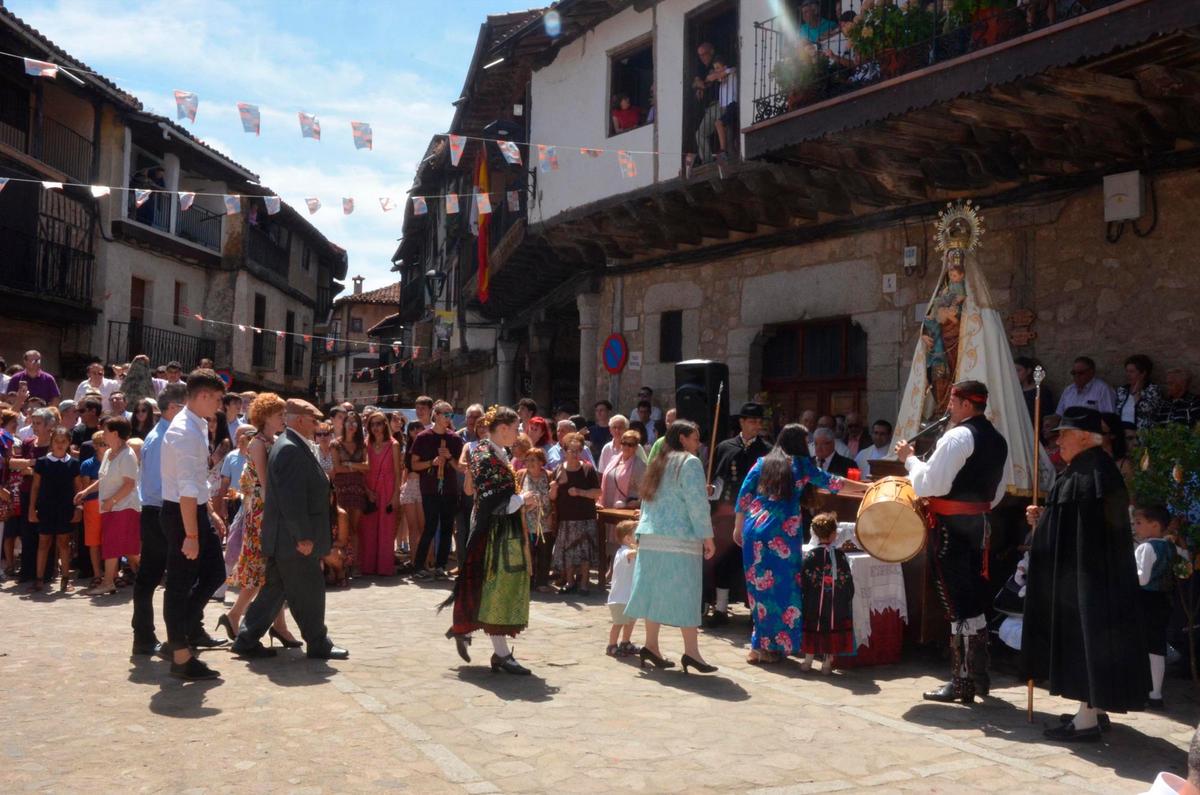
[
  {"xmin": 218, "ymin": 393, "xmax": 300, "ymax": 647},
  {"xmin": 442, "ymin": 406, "xmax": 533, "ymax": 675},
  {"xmin": 733, "ymin": 424, "xmax": 865, "ymax": 664},
  {"xmin": 623, "ymin": 420, "xmax": 717, "ymax": 674}
]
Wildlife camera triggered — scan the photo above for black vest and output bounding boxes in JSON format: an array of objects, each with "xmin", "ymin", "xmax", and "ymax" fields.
[{"xmin": 946, "ymin": 415, "xmax": 1008, "ymax": 503}]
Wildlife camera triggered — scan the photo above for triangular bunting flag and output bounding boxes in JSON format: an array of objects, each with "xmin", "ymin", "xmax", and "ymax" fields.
[
  {"xmin": 238, "ymin": 325, "xmax": 246, "ymax": 332},
  {"xmin": 538, "ymin": 144, "xmax": 559, "ymax": 172},
  {"xmin": 379, "ymin": 197, "xmax": 395, "ymax": 212},
  {"xmin": 299, "ymin": 112, "xmax": 321, "ymax": 140},
  {"xmin": 342, "ymin": 198, "xmax": 354, "ymax": 215},
  {"xmin": 276, "ymin": 330, "xmax": 285, "ymax": 339},
  {"xmin": 325, "ymin": 338, "xmax": 335, "ymax": 352},
  {"xmin": 224, "ymin": 195, "xmax": 241, "ymax": 215},
  {"xmin": 134, "ymin": 189, "xmax": 151, "ymax": 207},
  {"xmin": 178, "ymin": 192, "xmax": 196, "ymax": 211},
  {"xmin": 0, "ymin": 178, "xmax": 10, "ymax": 194},
  {"xmin": 412, "ymin": 196, "xmax": 427, "ymax": 216},
  {"xmin": 506, "ymin": 190, "xmax": 520, "ymax": 212},
  {"xmin": 580, "ymin": 147, "xmax": 603, "ymax": 158},
  {"xmin": 449, "ymin": 134, "xmax": 465, "ymax": 166},
  {"xmin": 264, "ymin": 196, "xmax": 281, "ymax": 215},
  {"xmin": 303, "ymin": 334, "xmax": 312, "ymax": 343},
  {"xmin": 90, "ymin": 185, "xmax": 110, "ymax": 198},
  {"xmin": 617, "ymin": 150, "xmax": 637, "ymax": 178},
  {"xmin": 253, "ymin": 327, "xmax": 262, "ymax": 334},
  {"xmin": 23, "ymin": 58, "xmax": 57, "ymax": 79},
  {"xmin": 305, "ymin": 197, "xmax": 321, "ymax": 214},
  {"xmin": 193, "ymin": 313, "xmax": 204, "ymax": 322},
  {"xmin": 445, "ymin": 194, "xmax": 459, "ymax": 215},
  {"xmin": 475, "ymin": 193, "xmax": 491, "ymax": 215},
  {"xmin": 497, "ymin": 140, "xmax": 522, "ymax": 166},
  {"xmin": 173, "ymin": 90, "xmax": 198, "ymax": 123},
  {"xmin": 351, "ymin": 121, "xmax": 373, "ymax": 150},
  {"xmin": 368, "ymin": 343, "xmax": 378, "ymax": 354},
  {"xmin": 237, "ymin": 102, "xmax": 261, "ymax": 135},
  {"xmin": 41, "ymin": 181, "xmax": 63, "ymax": 191}
]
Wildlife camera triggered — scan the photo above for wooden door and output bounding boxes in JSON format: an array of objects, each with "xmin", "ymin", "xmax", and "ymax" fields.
[{"xmin": 128, "ymin": 277, "xmax": 147, "ymax": 358}]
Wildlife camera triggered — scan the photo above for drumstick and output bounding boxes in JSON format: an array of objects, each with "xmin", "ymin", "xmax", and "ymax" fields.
[{"xmin": 1027, "ymin": 365, "xmax": 1045, "ymax": 723}]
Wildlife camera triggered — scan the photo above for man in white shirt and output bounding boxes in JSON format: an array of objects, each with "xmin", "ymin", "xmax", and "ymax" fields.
[
  {"xmin": 627, "ymin": 386, "xmax": 663, "ymax": 425},
  {"xmin": 896, "ymin": 380, "xmax": 1007, "ymax": 706},
  {"xmin": 598, "ymin": 414, "xmax": 647, "ymax": 473},
  {"xmin": 1055, "ymin": 355, "xmax": 1116, "ymax": 415},
  {"xmin": 160, "ymin": 368, "xmax": 230, "ymax": 681},
  {"xmin": 73, "ymin": 362, "xmax": 119, "ymax": 413},
  {"xmin": 854, "ymin": 419, "xmax": 894, "ymax": 479}
]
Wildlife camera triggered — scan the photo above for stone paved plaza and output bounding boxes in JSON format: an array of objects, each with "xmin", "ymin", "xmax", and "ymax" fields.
[{"xmin": 1, "ymin": 576, "xmax": 1195, "ymax": 794}]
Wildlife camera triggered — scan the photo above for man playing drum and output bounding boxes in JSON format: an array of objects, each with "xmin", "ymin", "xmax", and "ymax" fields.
[{"xmin": 895, "ymin": 380, "xmax": 1008, "ymax": 705}]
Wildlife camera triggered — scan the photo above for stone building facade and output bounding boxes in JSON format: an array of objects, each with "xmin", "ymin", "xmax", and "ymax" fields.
[{"xmin": 595, "ymin": 168, "xmax": 1200, "ymax": 424}]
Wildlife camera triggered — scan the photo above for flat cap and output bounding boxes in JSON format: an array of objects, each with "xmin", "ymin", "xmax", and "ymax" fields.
[{"xmin": 285, "ymin": 398, "xmax": 324, "ymax": 419}]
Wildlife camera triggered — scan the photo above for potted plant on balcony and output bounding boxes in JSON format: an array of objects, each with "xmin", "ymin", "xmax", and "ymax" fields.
[
  {"xmin": 849, "ymin": 2, "xmax": 934, "ymax": 80},
  {"xmin": 771, "ymin": 42, "xmax": 834, "ymax": 111},
  {"xmin": 946, "ymin": 0, "xmax": 1024, "ymax": 50}
]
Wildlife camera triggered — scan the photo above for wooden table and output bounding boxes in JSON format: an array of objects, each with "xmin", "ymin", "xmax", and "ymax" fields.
[{"xmin": 596, "ymin": 507, "xmax": 639, "ymax": 589}]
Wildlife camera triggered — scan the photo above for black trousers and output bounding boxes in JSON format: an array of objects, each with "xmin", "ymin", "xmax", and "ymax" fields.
[
  {"xmin": 931, "ymin": 514, "xmax": 992, "ymax": 624},
  {"xmin": 416, "ymin": 493, "xmax": 456, "ymax": 570},
  {"xmin": 161, "ymin": 501, "xmax": 225, "ymax": 647},
  {"xmin": 240, "ymin": 555, "xmax": 329, "ymax": 652},
  {"xmin": 455, "ymin": 495, "xmax": 472, "ymax": 559},
  {"xmin": 131, "ymin": 505, "xmax": 168, "ymax": 644}
]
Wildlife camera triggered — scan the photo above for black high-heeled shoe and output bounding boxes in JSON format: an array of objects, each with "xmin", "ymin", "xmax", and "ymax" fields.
[
  {"xmin": 216, "ymin": 614, "xmax": 236, "ymax": 641},
  {"xmin": 680, "ymin": 654, "xmax": 717, "ymax": 674},
  {"xmin": 638, "ymin": 647, "xmax": 675, "ymax": 670},
  {"xmin": 269, "ymin": 627, "xmax": 303, "ymax": 649}
]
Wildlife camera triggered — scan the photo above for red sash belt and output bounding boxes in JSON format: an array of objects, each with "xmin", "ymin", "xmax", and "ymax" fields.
[{"xmin": 924, "ymin": 498, "xmax": 992, "ymax": 580}]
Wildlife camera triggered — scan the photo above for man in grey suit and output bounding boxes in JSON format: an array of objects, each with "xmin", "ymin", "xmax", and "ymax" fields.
[{"xmin": 232, "ymin": 399, "xmax": 348, "ymax": 661}]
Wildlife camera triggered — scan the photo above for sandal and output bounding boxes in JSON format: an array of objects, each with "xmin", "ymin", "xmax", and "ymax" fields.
[
  {"xmin": 606, "ymin": 644, "xmax": 619, "ymax": 657},
  {"xmin": 618, "ymin": 642, "xmax": 640, "ymax": 657}
]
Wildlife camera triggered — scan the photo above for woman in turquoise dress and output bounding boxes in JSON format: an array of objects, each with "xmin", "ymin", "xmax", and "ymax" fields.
[
  {"xmin": 734, "ymin": 424, "xmax": 866, "ymax": 663},
  {"xmin": 624, "ymin": 420, "xmax": 717, "ymax": 674}
]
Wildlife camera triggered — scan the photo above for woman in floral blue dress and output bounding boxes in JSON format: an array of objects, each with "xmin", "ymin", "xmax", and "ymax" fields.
[{"xmin": 734, "ymin": 424, "xmax": 866, "ymax": 663}]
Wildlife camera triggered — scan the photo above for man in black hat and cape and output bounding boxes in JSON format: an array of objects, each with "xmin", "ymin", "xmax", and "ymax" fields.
[
  {"xmin": 706, "ymin": 402, "xmax": 771, "ymax": 625},
  {"xmin": 1021, "ymin": 406, "xmax": 1149, "ymax": 742}
]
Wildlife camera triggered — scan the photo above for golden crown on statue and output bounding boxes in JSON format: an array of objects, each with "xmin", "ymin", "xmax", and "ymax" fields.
[{"xmin": 935, "ymin": 199, "xmax": 985, "ymax": 254}]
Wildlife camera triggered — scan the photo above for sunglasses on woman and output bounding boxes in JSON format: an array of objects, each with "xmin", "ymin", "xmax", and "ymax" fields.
[
  {"xmin": 621, "ymin": 441, "xmax": 637, "ymax": 448},
  {"xmin": 315, "ymin": 431, "xmax": 331, "ymax": 438}
]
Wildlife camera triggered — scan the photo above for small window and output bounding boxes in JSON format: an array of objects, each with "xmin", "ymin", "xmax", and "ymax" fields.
[
  {"xmin": 302, "ymin": 246, "xmax": 313, "ymax": 271},
  {"xmin": 350, "ymin": 316, "xmax": 363, "ymax": 333},
  {"xmin": 609, "ymin": 39, "xmax": 654, "ymax": 137},
  {"xmin": 173, "ymin": 281, "xmax": 186, "ymax": 327},
  {"xmin": 659, "ymin": 310, "xmax": 683, "ymax": 364}
]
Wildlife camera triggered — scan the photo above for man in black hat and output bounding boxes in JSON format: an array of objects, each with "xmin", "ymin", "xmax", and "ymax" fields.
[
  {"xmin": 1021, "ymin": 406, "xmax": 1149, "ymax": 742},
  {"xmin": 706, "ymin": 402, "xmax": 771, "ymax": 625},
  {"xmin": 895, "ymin": 380, "xmax": 1008, "ymax": 704}
]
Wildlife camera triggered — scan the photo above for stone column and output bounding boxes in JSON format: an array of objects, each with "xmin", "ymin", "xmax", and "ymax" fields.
[
  {"xmin": 529, "ymin": 322, "xmax": 554, "ymax": 410},
  {"xmin": 495, "ymin": 339, "xmax": 519, "ymax": 406},
  {"xmin": 577, "ymin": 292, "xmax": 600, "ymax": 414}
]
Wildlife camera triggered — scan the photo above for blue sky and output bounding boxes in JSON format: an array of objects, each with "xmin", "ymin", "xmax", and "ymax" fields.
[{"xmin": 8, "ymin": 0, "xmax": 538, "ymax": 290}]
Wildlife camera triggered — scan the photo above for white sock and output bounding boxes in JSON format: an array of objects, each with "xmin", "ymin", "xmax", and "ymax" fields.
[
  {"xmin": 1149, "ymin": 653, "xmax": 1165, "ymax": 699},
  {"xmin": 801, "ymin": 654, "xmax": 814, "ymax": 669},
  {"xmin": 715, "ymin": 588, "xmax": 730, "ymax": 613},
  {"xmin": 490, "ymin": 635, "xmax": 511, "ymax": 657},
  {"xmin": 1072, "ymin": 703, "xmax": 1099, "ymax": 730}
]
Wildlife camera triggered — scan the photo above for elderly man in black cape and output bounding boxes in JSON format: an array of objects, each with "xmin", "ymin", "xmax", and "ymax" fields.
[{"xmin": 1021, "ymin": 406, "xmax": 1150, "ymax": 742}]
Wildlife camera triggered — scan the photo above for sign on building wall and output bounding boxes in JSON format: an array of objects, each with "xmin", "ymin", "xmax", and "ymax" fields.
[{"xmin": 603, "ymin": 333, "xmax": 628, "ymax": 374}]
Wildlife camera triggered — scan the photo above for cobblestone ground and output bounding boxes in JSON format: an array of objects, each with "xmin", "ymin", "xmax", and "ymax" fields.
[{"xmin": 1, "ymin": 575, "xmax": 1194, "ymax": 794}]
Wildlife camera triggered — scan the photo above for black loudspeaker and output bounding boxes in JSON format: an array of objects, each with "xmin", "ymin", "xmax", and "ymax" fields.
[{"xmin": 675, "ymin": 360, "xmax": 730, "ymax": 445}]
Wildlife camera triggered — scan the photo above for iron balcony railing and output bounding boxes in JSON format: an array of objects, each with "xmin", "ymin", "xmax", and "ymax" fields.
[
  {"xmin": 0, "ymin": 220, "xmax": 94, "ymax": 305},
  {"xmin": 285, "ymin": 341, "xmax": 306, "ymax": 377},
  {"xmin": 106, "ymin": 320, "xmax": 216, "ymax": 369},
  {"xmin": 752, "ymin": 0, "xmax": 1123, "ymax": 125},
  {"xmin": 130, "ymin": 190, "xmax": 172, "ymax": 233},
  {"xmin": 38, "ymin": 117, "xmax": 93, "ymax": 183},
  {"xmin": 252, "ymin": 331, "xmax": 278, "ymax": 370},
  {"xmin": 177, "ymin": 203, "xmax": 223, "ymax": 251},
  {"xmin": 247, "ymin": 225, "xmax": 290, "ymax": 278}
]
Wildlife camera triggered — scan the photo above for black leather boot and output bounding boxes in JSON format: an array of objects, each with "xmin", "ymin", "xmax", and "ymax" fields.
[{"xmin": 967, "ymin": 629, "xmax": 991, "ymax": 697}]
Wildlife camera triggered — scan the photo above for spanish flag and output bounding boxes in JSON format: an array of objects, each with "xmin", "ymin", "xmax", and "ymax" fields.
[{"xmin": 475, "ymin": 156, "xmax": 490, "ymax": 304}]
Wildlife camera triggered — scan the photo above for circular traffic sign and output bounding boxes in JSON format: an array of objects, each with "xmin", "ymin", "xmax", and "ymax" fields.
[{"xmin": 602, "ymin": 333, "xmax": 628, "ymax": 375}]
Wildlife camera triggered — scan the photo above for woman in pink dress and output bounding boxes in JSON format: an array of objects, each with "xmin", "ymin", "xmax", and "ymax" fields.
[{"xmin": 359, "ymin": 413, "xmax": 402, "ymax": 575}]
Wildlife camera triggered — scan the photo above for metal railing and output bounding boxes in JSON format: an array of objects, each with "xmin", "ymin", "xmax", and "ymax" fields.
[
  {"xmin": 285, "ymin": 341, "xmax": 306, "ymax": 377},
  {"xmin": 39, "ymin": 117, "xmax": 93, "ymax": 183},
  {"xmin": 106, "ymin": 320, "xmax": 215, "ymax": 368},
  {"xmin": 247, "ymin": 225, "xmax": 290, "ymax": 278},
  {"xmin": 0, "ymin": 220, "xmax": 94, "ymax": 305},
  {"xmin": 252, "ymin": 332, "xmax": 278, "ymax": 370},
  {"xmin": 130, "ymin": 190, "xmax": 172, "ymax": 233},
  {"xmin": 177, "ymin": 203, "xmax": 222, "ymax": 251},
  {"xmin": 752, "ymin": 1, "xmax": 1121, "ymax": 124}
]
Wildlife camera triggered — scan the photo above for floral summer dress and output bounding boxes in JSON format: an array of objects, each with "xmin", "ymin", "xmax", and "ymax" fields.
[
  {"xmin": 228, "ymin": 455, "xmax": 266, "ymax": 588},
  {"xmin": 737, "ymin": 456, "xmax": 843, "ymax": 655}
]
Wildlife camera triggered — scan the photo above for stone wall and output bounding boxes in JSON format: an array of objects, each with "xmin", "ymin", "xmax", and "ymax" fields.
[{"xmin": 596, "ymin": 167, "xmax": 1200, "ymax": 423}]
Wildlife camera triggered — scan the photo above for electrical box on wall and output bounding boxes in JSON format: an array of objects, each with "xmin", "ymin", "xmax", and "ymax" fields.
[{"xmin": 1104, "ymin": 171, "xmax": 1144, "ymax": 222}]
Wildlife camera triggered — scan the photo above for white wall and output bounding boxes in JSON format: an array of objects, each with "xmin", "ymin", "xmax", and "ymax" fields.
[
  {"xmin": 529, "ymin": 0, "xmax": 774, "ymax": 221},
  {"xmin": 232, "ymin": 271, "xmax": 312, "ymax": 382}
]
